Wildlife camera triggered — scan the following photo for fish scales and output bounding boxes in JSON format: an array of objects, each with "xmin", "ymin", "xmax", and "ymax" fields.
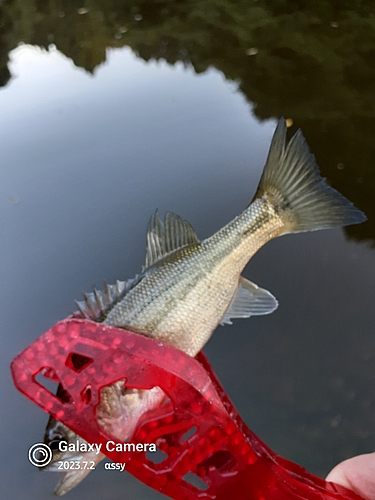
[
  {"xmin": 41, "ymin": 119, "xmax": 366, "ymax": 496},
  {"xmin": 104, "ymin": 198, "xmax": 283, "ymax": 356}
]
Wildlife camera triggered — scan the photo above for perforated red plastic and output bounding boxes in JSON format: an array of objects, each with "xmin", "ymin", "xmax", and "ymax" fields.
[{"xmin": 11, "ymin": 319, "xmax": 365, "ymax": 500}]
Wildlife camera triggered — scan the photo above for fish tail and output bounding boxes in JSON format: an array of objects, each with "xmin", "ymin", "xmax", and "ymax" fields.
[{"xmin": 254, "ymin": 118, "xmax": 366, "ymax": 233}]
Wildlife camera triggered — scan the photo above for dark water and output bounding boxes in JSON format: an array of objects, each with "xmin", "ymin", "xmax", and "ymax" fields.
[{"xmin": 1, "ymin": 2, "xmax": 375, "ymax": 499}]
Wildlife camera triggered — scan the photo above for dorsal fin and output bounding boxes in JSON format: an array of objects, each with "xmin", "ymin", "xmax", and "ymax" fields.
[
  {"xmin": 74, "ymin": 277, "xmax": 139, "ymax": 321},
  {"xmin": 144, "ymin": 210, "xmax": 200, "ymax": 269}
]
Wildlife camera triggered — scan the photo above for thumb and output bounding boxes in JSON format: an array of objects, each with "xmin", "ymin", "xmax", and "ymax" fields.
[{"xmin": 326, "ymin": 453, "xmax": 375, "ymax": 500}]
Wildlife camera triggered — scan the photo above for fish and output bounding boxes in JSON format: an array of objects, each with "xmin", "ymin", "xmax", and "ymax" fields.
[{"xmin": 41, "ymin": 118, "xmax": 366, "ymax": 495}]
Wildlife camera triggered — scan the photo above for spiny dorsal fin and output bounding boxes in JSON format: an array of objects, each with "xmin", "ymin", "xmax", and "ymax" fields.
[
  {"xmin": 75, "ymin": 278, "xmax": 138, "ymax": 321},
  {"xmin": 221, "ymin": 276, "xmax": 278, "ymax": 325},
  {"xmin": 144, "ymin": 210, "xmax": 200, "ymax": 269}
]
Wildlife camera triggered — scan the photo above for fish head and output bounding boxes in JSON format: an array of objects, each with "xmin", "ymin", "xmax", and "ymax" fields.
[
  {"xmin": 40, "ymin": 381, "xmax": 165, "ymax": 495},
  {"xmin": 42, "ymin": 416, "xmax": 104, "ymax": 496}
]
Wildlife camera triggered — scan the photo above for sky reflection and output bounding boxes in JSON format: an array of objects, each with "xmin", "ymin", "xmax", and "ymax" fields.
[{"xmin": 1, "ymin": 42, "xmax": 374, "ymax": 500}]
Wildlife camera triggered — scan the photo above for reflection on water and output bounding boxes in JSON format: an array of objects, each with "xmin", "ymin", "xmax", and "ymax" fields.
[
  {"xmin": 0, "ymin": 2, "xmax": 374, "ymax": 500},
  {"xmin": 1, "ymin": 1, "xmax": 374, "ymax": 242}
]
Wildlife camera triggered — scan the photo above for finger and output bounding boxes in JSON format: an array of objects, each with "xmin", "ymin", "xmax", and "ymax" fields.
[{"xmin": 326, "ymin": 452, "xmax": 375, "ymax": 500}]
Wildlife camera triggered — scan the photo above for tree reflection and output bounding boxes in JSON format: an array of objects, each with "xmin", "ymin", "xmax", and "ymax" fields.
[{"xmin": 0, "ymin": 0, "xmax": 373, "ymax": 242}]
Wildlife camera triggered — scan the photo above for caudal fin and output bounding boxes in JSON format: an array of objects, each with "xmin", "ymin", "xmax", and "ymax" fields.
[{"xmin": 255, "ymin": 118, "xmax": 366, "ymax": 233}]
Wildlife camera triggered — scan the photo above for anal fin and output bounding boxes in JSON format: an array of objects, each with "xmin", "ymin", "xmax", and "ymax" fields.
[{"xmin": 221, "ymin": 277, "xmax": 278, "ymax": 325}]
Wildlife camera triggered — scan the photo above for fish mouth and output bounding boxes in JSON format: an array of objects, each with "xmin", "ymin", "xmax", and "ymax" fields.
[
  {"xmin": 52, "ymin": 451, "xmax": 106, "ymax": 496},
  {"xmin": 40, "ymin": 451, "xmax": 85, "ymax": 472}
]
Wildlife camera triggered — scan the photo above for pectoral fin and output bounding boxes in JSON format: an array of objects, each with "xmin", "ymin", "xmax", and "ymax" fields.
[{"xmin": 221, "ymin": 277, "xmax": 278, "ymax": 325}]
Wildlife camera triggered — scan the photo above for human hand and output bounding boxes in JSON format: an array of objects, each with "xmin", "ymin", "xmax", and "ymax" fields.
[{"xmin": 326, "ymin": 452, "xmax": 375, "ymax": 500}]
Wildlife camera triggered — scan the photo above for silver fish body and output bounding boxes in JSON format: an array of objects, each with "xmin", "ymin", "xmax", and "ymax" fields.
[
  {"xmin": 42, "ymin": 119, "xmax": 366, "ymax": 495},
  {"xmin": 104, "ymin": 200, "xmax": 283, "ymax": 356}
]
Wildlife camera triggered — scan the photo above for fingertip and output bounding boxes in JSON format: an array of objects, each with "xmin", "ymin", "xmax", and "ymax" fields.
[
  {"xmin": 326, "ymin": 453, "xmax": 375, "ymax": 500},
  {"xmin": 326, "ymin": 462, "xmax": 355, "ymax": 491}
]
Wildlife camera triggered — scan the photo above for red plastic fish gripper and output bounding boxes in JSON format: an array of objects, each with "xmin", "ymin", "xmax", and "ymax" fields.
[{"xmin": 11, "ymin": 319, "xmax": 365, "ymax": 500}]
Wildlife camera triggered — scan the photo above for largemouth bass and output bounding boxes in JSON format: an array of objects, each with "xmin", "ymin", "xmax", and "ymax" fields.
[{"xmin": 42, "ymin": 119, "xmax": 366, "ymax": 495}]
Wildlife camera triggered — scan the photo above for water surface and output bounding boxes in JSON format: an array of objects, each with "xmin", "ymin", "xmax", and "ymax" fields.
[{"xmin": 1, "ymin": 2, "xmax": 374, "ymax": 499}]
